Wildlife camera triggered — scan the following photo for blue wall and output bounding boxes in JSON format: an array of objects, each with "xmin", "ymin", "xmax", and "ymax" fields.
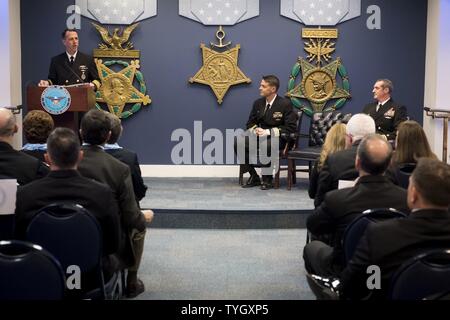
[{"xmin": 21, "ymin": 0, "xmax": 428, "ymax": 164}]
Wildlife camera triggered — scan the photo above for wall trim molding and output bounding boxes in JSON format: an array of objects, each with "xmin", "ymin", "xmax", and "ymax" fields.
[{"xmin": 140, "ymin": 165, "xmax": 309, "ymax": 178}]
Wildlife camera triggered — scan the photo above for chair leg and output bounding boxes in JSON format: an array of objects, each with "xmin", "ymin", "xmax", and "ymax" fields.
[
  {"xmin": 287, "ymin": 159, "xmax": 293, "ymax": 191},
  {"xmin": 239, "ymin": 165, "xmax": 244, "ymax": 186},
  {"xmin": 274, "ymin": 168, "xmax": 280, "ymax": 189},
  {"xmin": 292, "ymin": 161, "xmax": 297, "ymax": 185}
]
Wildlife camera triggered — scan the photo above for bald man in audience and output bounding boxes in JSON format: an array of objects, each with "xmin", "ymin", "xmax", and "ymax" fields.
[
  {"xmin": 0, "ymin": 108, "xmax": 49, "ymax": 184},
  {"xmin": 304, "ymin": 134, "xmax": 409, "ymax": 278},
  {"xmin": 314, "ymin": 114, "xmax": 376, "ymax": 207},
  {"xmin": 339, "ymin": 158, "xmax": 450, "ymax": 300}
]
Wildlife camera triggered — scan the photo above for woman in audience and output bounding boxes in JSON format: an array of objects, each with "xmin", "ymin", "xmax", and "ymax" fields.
[
  {"xmin": 22, "ymin": 110, "xmax": 54, "ymax": 163},
  {"xmin": 387, "ymin": 120, "xmax": 437, "ymax": 187},
  {"xmin": 309, "ymin": 123, "xmax": 347, "ymax": 199}
]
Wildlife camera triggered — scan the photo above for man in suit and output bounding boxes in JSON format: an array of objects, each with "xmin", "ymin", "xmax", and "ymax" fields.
[
  {"xmin": 314, "ymin": 114, "xmax": 376, "ymax": 207},
  {"xmin": 77, "ymin": 109, "xmax": 153, "ymax": 298},
  {"xmin": 0, "ymin": 108, "xmax": 49, "ymax": 185},
  {"xmin": 39, "ymin": 29, "xmax": 100, "ymax": 90},
  {"xmin": 14, "ymin": 128, "xmax": 121, "ymax": 283},
  {"xmin": 235, "ymin": 75, "xmax": 297, "ymax": 190},
  {"xmin": 105, "ymin": 113, "xmax": 147, "ymax": 205},
  {"xmin": 339, "ymin": 158, "xmax": 450, "ymax": 300},
  {"xmin": 304, "ymin": 134, "xmax": 409, "ymax": 278},
  {"xmin": 363, "ymin": 79, "xmax": 407, "ymax": 141}
]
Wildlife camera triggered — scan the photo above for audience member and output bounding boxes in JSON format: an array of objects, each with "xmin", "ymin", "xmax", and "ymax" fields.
[
  {"xmin": 104, "ymin": 113, "xmax": 148, "ymax": 204},
  {"xmin": 22, "ymin": 110, "xmax": 54, "ymax": 163},
  {"xmin": 386, "ymin": 120, "xmax": 437, "ymax": 186},
  {"xmin": 15, "ymin": 128, "xmax": 121, "ymax": 286},
  {"xmin": 309, "ymin": 123, "xmax": 347, "ymax": 199},
  {"xmin": 314, "ymin": 114, "xmax": 376, "ymax": 207},
  {"xmin": 304, "ymin": 134, "xmax": 409, "ymax": 278},
  {"xmin": 0, "ymin": 107, "xmax": 49, "ymax": 184},
  {"xmin": 77, "ymin": 109, "xmax": 152, "ymax": 298},
  {"xmin": 339, "ymin": 158, "xmax": 450, "ymax": 300}
]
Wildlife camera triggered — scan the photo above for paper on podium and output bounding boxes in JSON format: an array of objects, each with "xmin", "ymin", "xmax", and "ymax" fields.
[
  {"xmin": 0, "ymin": 179, "xmax": 17, "ymax": 215},
  {"xmin": 338, "ymin": 179, "xmax": 356, "ymax": 189}
]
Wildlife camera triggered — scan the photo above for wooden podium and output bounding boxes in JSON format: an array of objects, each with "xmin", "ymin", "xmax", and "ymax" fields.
[{"xmin": 26, "ymin": 85, "xmax": 96, "ymax": 131}]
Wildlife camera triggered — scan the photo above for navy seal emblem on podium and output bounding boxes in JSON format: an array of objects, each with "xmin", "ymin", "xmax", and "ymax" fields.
[{"xmin": 40, "ymin": 86, "xmax": 72, "ymax": 115}]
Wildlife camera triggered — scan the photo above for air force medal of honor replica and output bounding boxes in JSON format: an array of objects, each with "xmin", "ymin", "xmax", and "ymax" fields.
[
  {"xmin": 181, "ymin": 0, "xmax": 257, "ymax": 104},
  {"xmin": 282, "ymin": 0, "xmax": 357, "ymax": 116},
  {"xmin": 41, "ymin": 86, "xmax": 72, "ymax": 115}
]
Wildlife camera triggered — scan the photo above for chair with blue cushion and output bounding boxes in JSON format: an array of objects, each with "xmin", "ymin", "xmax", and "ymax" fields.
[
  {"xmin": 0, "ymin": 240, "xmax": 65, "ymax": 300},
  {"xmin": 397, "ymin": 163, "xmax": 416, "ymax": 189},
  {"xmin": 342, "ymin": 208, "xmax": 407, "ymax": 264},
  {"xmin": 389, "ymin": 249, "xmax": 450, "ymax": 300},
  {"xmin": 26, "ymin": 203, "xmax": 122, "ymax": 300}
]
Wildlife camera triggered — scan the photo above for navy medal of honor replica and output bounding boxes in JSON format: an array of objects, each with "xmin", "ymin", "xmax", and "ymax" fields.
[
  {"xmin": 189, "ymin": 26, "xmax": 251, "ymax": 104},
  {"xmin": 40, "ymin": 86, "xmax": 72, "ymax": 115}
]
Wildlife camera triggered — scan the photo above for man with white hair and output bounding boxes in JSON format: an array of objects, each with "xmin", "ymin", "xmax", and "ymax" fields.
[
  {"xmin": 0, "ymin": 108, "xmax": 49, "ymax": 185},
  {"xmin": 314, "ymin": 114, "xmax": 376, "ymax": 207}
]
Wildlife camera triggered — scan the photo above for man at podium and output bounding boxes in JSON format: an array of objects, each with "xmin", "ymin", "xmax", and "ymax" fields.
[{"xmin": 38, "ymin": 29, "xmax": 100, "ymax": 90}]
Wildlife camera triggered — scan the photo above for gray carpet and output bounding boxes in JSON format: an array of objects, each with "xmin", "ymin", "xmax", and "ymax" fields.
[
  {"xmin": 135, "ymin": 228, "xmax": 314, "ymax": 300},
  {"xmin": 141, "ymin": 178, "xmax": 314, "ymax": 211}
]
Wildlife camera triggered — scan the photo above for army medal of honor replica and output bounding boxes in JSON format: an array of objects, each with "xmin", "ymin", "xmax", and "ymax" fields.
[
  {"xmin": 93, "ymin": 23, "xmax": 152, "ymax": 119},
  {"xmin": 189, "ymin": 26, "xmax": 251, "ymax": 104}
]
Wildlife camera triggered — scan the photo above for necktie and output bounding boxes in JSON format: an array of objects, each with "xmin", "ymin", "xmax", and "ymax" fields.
[
  {"xmin": 264, "ymin": 104, "xmax": 271, "ymax": 115},
  {"xmin": 376, "ymin": 103, "xmax": 382, "ymax": 113},
  {"xmin": 70, "ymin": 56, "xmax": 74, "ymax": 65}
]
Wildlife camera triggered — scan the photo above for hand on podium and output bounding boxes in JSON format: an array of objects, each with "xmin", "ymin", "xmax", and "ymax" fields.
[{"xmin": 38, "ymin": 80, "xmax": 50, "ymax": 87}]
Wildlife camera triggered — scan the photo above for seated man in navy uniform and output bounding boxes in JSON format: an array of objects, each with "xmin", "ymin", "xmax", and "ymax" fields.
[
  {"xmin": 235, "ymin": 75, "xmax": 297, "ymax": 190},
  {"xmin": 363, "ymin": 79, "xmax": 407, "ymax": 142},
  {"xmin": 39, "ymin": 29, "xmax": 100, "ymax": 90}
]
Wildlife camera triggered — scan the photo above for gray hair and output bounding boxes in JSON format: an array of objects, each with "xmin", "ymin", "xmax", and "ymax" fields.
[
  {"xmin": 0, "ymin": 108, "xmax": 17, "ymax": 137},
  {"xmin": 377, "ymin": 79, "xmax": 394, "ymax": 94},
  {"xmin": 346, "ymin": 114, "xmax": 376, "ymax": 142}
]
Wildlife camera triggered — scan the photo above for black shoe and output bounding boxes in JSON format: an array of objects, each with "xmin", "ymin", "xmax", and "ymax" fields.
[
  {"xmin": 242, "ymin": 175, "xmax": 261, "ymax": 188},
  {"xmin": 126, "ymin": 278, "xmax": 145, "ymax": 298},
  {"xmin": 261, "ymin": 182, "xmax": 273, "ymax": 190}
]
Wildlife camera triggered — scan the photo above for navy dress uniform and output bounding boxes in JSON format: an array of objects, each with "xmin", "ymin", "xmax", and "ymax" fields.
[
  {"xmin": 235, "ymin": 95, "xmax": 297, "ymax": 187},
  {"xmin": 363, "ymin": 99, "xmax": 407, "ymax": 141},
  {"xmin": 46, "ymin": 52, "xmax": 101, "ymax": 90}
]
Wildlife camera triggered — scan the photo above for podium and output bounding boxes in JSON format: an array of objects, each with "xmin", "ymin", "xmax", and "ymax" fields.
[{"xmin": 26, "ymin": 85, "xmax": 96, "ymax": 131}]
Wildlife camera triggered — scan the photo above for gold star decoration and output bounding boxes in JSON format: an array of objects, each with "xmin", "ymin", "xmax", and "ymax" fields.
[{"xmin": 189, "ymin": 44, "xmax": 251, "ymax": 104}]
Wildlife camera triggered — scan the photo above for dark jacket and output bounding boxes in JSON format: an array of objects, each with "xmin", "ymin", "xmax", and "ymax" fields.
[
  {"xmin": 0, "ymin": 141, "xmax": 49, "ymax": 185},
  {"xmin": 314, "ymin": 142, "xmax": 361, "ymax": 207},
  {"xmin": 339, "ymin": 209, "xmax": 450, "ymax": 300},
  {"xmin": 307, "ymin": 175, "xmax": 409, "ymax": 274},
  {"xmin": 78, "ymin": 145, "xmax": 145, "ymax": 267},
  {"xmin": 105, "ymin": 148, "xmax": 147, "ymax": 203},
  {"xmin": 246, "ymin": 96, "xmax": 297, "ymax": 137},
  {"xmin": 47, "ymin": 51, "xmax": 100, "ymax": 88},
  {"xmin": 363, "ymin": 99, "xmax": 407, "ymax": 141},
  {"xmin": 14, "ymin": 170, "xmax": 120, "ymax": 256}
]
